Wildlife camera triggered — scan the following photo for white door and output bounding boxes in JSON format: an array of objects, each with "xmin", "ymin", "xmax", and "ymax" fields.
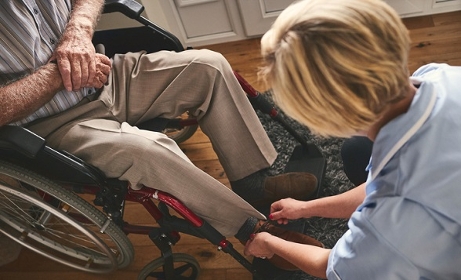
[
  {"xmin": 237, "ymin": 0, "xmax": 296, "ymax": 37},
  {"xmin": 157, "ymin": 0, "xmax": 248, "ymax": 47}
]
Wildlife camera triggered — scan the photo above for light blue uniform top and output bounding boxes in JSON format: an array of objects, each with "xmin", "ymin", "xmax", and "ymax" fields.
[{"xmin": 327, "ymin": 64, "xmax": 461, "ymax": 280}]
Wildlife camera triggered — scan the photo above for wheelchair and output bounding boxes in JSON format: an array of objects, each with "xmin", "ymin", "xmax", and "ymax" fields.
[{"xmin": 0, "ymin": 1, "xmax": 327, "ymax": 279}]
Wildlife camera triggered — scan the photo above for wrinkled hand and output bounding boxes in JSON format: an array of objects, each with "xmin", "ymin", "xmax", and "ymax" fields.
[
  {"xmin": 54, "ymin": 35, "xmax": 96, "ymax": 91},
  {"xmin": 86, "ymin": 53, "xmax": 111, "ymax": 89},
  {"xmin": 244, "ymin": 232, "xmax": 274, "ymax": 259},
  {"xmin": 270, "ymin": 198, "xmax": 306, "ymax": 225}
]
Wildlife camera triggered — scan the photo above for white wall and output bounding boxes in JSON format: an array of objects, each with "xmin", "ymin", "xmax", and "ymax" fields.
[{"xmin": 96, "ymin": 0, "xmax": 461, "ymax": 46}]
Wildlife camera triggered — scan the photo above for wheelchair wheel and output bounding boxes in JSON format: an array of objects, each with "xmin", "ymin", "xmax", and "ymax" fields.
[
  {"xmin": 138, "ymin": 253, "xmax": 200, "ymax": 280},
  {"xmin": 163, "ymin": 113, "xmax": 198, "ymax": 144},
  {"xmin": 0, "ymin": 160, "xmax": 134, "ymax": 273}
]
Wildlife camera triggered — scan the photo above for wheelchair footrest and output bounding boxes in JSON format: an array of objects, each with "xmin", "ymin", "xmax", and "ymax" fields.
[{"xmin": 285, "ymin": 144, "xmax": 326, "ymax": 199}]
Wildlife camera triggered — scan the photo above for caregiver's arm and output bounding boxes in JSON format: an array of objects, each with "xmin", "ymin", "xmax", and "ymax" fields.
[{"xmin": 270, "ymin": 182, "xmax": 366, "ymax": 224}]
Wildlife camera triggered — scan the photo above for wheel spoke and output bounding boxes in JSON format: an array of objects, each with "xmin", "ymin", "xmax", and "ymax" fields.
[
  {"xmin": 0, "ymin": 161, "xmax": 134, "ymax": 272},
  {"xmin": 35, "ymin": 209, "xmax": 53, "ymax": 226},
  {"xmin": 0, "ymin": 187, "xmax": 38, "ymax": 225}
]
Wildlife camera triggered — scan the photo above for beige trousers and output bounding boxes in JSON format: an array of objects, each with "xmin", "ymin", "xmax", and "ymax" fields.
[{"xmin": 28, "ymin": 49, "xmax": 277, "ymax": 236}]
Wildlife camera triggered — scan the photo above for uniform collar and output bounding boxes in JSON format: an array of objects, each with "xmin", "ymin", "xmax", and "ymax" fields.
[{"xmin": 370, "ymin": 78, "xmax": 437, "ymax": 180}]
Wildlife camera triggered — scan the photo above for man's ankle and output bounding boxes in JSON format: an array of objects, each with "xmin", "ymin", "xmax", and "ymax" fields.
[
  {"xmin": 230, "ymin": 169, "xmax": 267, "ymax": 202},
  {"xmin": 234, "ymin": 217, "xmax": 259, "ymax": 243}
]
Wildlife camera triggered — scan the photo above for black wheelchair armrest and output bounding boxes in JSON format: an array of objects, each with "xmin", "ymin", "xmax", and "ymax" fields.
[
  {"xmin": 0, "ymin": 125, "xmax": 111, "ymax": 186},
  {"xmin": 104, "ymin": 0, "xmax": 144, "ymax": 19},
  {"xmin": 0, "ymin": 125, "xmax": 45, "ymax": 158}
]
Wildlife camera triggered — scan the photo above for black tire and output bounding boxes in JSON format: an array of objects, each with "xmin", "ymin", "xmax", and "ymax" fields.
[
  {"xmin": 138, "ymin": 253, "xmax": 200, "ymax": 280},
  {"xmin": 0, "ymin": 160, "xmax": 134, "ymax": 273},
  {"xmin": 166, "ymin": 123, "xmax": 198, "ymax": 143},
  {"xmin": 163, "ymin": 113, "xmax": 198, "ymax": 144}
]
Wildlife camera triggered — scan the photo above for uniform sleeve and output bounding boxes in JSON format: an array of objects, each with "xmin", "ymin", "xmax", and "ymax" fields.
[
  {"xmin": 411, "ymin": 63, "xmax": 447, "ymax": 77},
  {"xmin": 326, "ymin": 207, "xmax": 420, "ymax": 280}
]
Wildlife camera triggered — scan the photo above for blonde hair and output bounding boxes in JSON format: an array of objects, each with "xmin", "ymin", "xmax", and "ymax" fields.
[{"xmin": 260, "ymin": 0, "xmax": 411, "ymax": 137}]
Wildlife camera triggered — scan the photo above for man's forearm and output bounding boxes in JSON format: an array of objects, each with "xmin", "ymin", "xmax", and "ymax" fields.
[
  {"xmin": 56, "ymin": 0, "xmax": 105, "ymax": 91},
  {"xmin": 0, "ymin": 63, "xmax": 63, "ymax": 126},
  {"xmin": 304, "ymin": 182, "xmax": 366, "ymax": 219},
  {"xmin": 66, "ymin": 0, "xmax": 105, "ymax": 39}
]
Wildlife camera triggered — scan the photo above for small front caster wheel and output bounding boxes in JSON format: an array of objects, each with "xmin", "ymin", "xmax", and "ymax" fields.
[{"xmin": 138, "ymin": 253, "xmax": 200, "ymax": 280}]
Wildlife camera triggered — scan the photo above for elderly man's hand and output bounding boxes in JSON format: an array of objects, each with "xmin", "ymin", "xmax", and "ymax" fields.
[
  {"xmin": 86, "ymin": 53, "xmax": 112, "ymax": 89},
  {"xmin": 54, "ymin": 32, "xmax": 96, "ymax": 91}
]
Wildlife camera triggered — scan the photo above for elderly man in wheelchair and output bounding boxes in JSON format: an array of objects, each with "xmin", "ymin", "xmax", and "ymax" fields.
[{"xmin": 0, "ymin": 0, "xmax": 324, "ymax": 278}]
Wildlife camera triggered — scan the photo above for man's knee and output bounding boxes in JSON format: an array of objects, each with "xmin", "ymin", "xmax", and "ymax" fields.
[{"xmin": 190, "ymin": 49, "xmax": 231, "ymax": 72}]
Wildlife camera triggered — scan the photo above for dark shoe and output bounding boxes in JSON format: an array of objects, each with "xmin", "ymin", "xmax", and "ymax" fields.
[
  {"xmin": 253, "ymin": 221, "xmax": 324, "ymax": 271},
  {"xmin": 249, "ymin": 172, "xmax": 318, "ymax": 208}
]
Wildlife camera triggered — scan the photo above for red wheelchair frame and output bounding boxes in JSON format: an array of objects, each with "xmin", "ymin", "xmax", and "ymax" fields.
[{"xmin": 0, "ymin": 123, "xmax": 262, "ymax": 279}]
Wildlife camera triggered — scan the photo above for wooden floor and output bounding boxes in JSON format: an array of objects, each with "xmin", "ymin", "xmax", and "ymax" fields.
[{"xmin": 1, "ymin": 11, "xmax": 460, "ymax": 280}]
